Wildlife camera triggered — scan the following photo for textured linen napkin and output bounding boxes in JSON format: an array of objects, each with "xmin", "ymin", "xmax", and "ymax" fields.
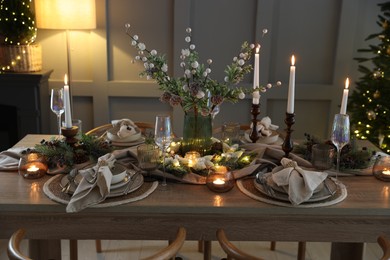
[
  {"xmin": 272, "ymin": 158, "xmax": 328, "ymax": 205},
  {"xmin": 108, "ymin": 119, "xmax": 138, "ymax": 140},
  {"xmin": 0, "ymin": 147, "xmax": 28, "ymax": 171},
  {"xmin": 66, "ymin": 153, "xmax": 115, "ymax": 213}
]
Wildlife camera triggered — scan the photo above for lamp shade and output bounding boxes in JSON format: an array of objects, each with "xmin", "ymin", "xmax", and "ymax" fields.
[{"xmin": 35, "ymin": 0, "xmax": 96, "ymax": 29}]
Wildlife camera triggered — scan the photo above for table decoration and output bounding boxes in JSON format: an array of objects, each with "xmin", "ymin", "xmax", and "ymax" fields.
[
  {"xmin": 18, "ymin": 150, "xmax": 47, "ymax": 179},
  {"xmin": 137, "ymin": 143, "xmax": 159, "ymax": 182},
  {"xmin": 311, "ymin": 143, "xmax": 335, "ymax": 170},
  {"xmin": 34, "ymin": 134, "xmax": 112, "ymax": 173},
  {"xmin": 373, "ymin": 155, "xmax": 390, "ymax": 181},
  {"xmin": 106, "ymin": 119, "xmax": 142, "ymax": 143},
  {"xmin": 126, "ymin": 24, "xmax": 281, "ymax": 155},
  {"xmin": 206, "ymin": 169, "xmax": 234, "ymax": 193}
]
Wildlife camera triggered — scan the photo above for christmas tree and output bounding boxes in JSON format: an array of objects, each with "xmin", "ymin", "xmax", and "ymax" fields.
[
  {"xmin": 0, "ymin": 0, "xmax": 37, "ymax": 45},
  {"xmin": 349, "ymin": 1, "xmax": 390, "ymax": 153}
]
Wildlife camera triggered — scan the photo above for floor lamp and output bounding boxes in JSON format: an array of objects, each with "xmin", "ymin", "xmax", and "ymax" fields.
[{"xmin": 35, "ymin": 0, "xmax": 96, "ymax": 104}]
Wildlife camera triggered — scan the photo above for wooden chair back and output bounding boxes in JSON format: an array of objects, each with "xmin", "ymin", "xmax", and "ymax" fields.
[
  {"xmin": 141, "ymin": 227, "xmax": 186, "ymax": 260},
  {"xmin": 85, "ymin": 122, "xmax": 154, "ymax": 137},
  {"xmin": 216, "ymin": 228, "xmax": 263, "ymax": 260},
  {"xmin": 378, "ymin": 235, "xmax": 390, "ymax": 260},
  {"xmin": 7, "ymin": 229, "xmax": 32, "ymax": 260}
]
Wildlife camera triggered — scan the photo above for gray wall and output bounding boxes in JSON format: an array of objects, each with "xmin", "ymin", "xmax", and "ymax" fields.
[{"xmin": 39, "ymin": 0, "xmax": 383, "ymax": 140}]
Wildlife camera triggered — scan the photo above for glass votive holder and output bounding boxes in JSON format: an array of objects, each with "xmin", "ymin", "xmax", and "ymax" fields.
[
  {"xmin": 373, "ymin": 156, "xmax": 390, "ymax": 182},
  {"xmin": 222, "ymin": 122, "xmax": 240, "ymax": 144},
  {"xmin": 206, "ymin": 169, "xmax": 235, "ymax": 193},
  {"xmin": 311, "ymin": 144, "xmax": 335, "ymax": 170},
  {"xmin": 18, "ymin": 152, "xmax": 48, "ymax": 179},
  {"xmin": 185, "ymin": 151, "xmax": 201, "ymax": 168}
]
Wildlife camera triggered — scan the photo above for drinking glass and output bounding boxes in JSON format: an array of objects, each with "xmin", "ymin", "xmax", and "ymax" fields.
[
  {"xmin": 154, "ymin": 115, "xmax": 172, "ymax": 186},
  {"xmin": 331, "ymin": 114, "xmax": 350, "ymax": 178},
  {"xmin": 50, "ymin": 88, "xmax": 64, "ymax": 135},
  {"xmin": 137, "ymin": 144, "xmax": 159, "ymax": 182}
]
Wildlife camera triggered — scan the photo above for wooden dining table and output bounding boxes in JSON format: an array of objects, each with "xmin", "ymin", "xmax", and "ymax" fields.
[{"xmin": 1, "ymin": 134, "xmax": 390, "ymax": 260}]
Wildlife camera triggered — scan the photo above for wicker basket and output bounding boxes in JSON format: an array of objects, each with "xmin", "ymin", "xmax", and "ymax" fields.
[{"xmin": 0, "ymin": 44, "xmax": 42, "ymax": 72}]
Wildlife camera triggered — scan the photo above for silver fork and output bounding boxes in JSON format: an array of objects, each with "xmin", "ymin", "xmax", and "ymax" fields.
[{"xmin": 123, "ymin": 171, "xmax": 141, "ymax": 195}]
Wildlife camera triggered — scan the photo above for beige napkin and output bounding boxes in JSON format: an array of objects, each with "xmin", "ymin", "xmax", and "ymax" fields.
[
  {"xmin": 250, "ymin": 116, "xmax": 279, "ymax": 137},
  {"xmin": 272, "ymin": 158, "xmax": 328, "ymax": 205},
  {"xmin": 66, "ymin": 153, "xmax": 115, "ymax": 213},
  {"xmin": 110, "ymin": 119, "xmax": 138, "ymax": 140},
  {"xmin": 0, "ymin": 147, "xmax": 28, "ymax": 171}
]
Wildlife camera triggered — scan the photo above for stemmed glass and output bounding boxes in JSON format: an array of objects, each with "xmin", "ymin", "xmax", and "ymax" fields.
[
  {"xmin": 154, "ymin": 115, "xmax": 172, "ymax": 187},
  {"xmin": 50, "ymin": 88, "xmax": 64, "ymax": 136},
  {"xmin": 331, "ymin": 113, "xmax": 350, "ymax": 179}
]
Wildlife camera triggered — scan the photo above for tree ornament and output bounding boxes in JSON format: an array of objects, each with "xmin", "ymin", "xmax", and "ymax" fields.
[
  {"xmin": 373, "ymin": 90, "xmax": 381, "ymax": 99},
  {"xmin": 367, "ymin": 110, "xmax": 376, "ymax": 120}
]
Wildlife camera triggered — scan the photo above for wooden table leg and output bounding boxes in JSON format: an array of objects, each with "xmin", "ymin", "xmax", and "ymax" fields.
[
  {"xmin": 330, "ymin": 242, "xmax": 365, "ymax": 260},
  {"xmin": 29, "ymin": 239, "xmax": 62, "ymax": 260},
  {"xmin": 203, "ymin": 240, "xmax": 211, "ymax": 260}
]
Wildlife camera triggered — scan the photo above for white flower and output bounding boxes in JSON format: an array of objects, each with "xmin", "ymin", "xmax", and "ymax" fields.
[
  {"xmin": 233, "ymin": 57, "xmax": 238, "ymax": 62},
  {"xmin": 161, "ymin": 63, "xmax": 168, "ymax": 72},
  {"xmin": 260, "ymin": 87, "xmax": 267, "ymax": 93},
  {"xmin": 144, "ymin": 63, "xmax": 149, "ymax": 69},
  {"xmin": 183, "ymin": 84, "xmax": 189, "ymax": 91},
  {"xmin": 181, "ymin": 49, "xmax": 190, "ymax": 56},
  {"xmin": 238, "ymin": 59, "xmax": 245, "ymax": 66},
  {"xmin": 206, "ymin": 68, "xmax": 211, "ymax": 74},
  {"xmin": 131, "ymin": 40, "xmax": 137, "ymax": 46},
  {"xmin": 125, "ymin": 23, "xmax": 131, "ymax": 29},
  {"xmin": 203, "ymin": 72, "xmax": 208, "ymax": 77},
  {"xmin": 266, "ymin": 83, "xmax": 272, "ymax": 89},
  {"xmin": 249, "ymin": 43, "xmax": 255, "ymax": 49},
  {"xmin": 185, "ymin": 69, "xmax": 191, "ymax": 76},
  {"xmin": 238, "ymin": 92, "xmax": 245, "ymax": 99},
  {"xmin": 151, "ymin": 49, "xmax": 157, "ymax": 56},
  {"xmin": 180, "ymin": 62, "xmax": 186, "ymax": 68},
  {"xmin": 142, "ymin": 57, "xmax": 147, "ymax": 62},
  {"xmin": 135, "ymin": 56, "xmax": 140, "ymax": 60},
  {"xmin": 191, "ymin": 61, "xmax": 199, "ymax": 69},
  {"xmin": 133, "ymin": 35, "xmax": 139, "ymax": 40},
  {"xmin": 146, "ymin": 75, "xmax": 151, "ymax": 80},
  {"xmin": 191, "ymin": 69, "xmax": 197, "ymax": 74},
  {"xmin": 149, "ymin": 63, "xmax": 154, "ymax": 69},
  {"xmin": 239, "ymin": 53, "xmax": 245, "ymax": 58},
  {"xmin": 196, "ymin": 90, "xmax": 205, "ymax": 99},
  {"xmin": 185, "ymin": 36, "xmax": 191, "ymax": 43},
  {"xmin": 276, "ymin": 81, "xmax": 282, "ymax": 86},
  {"xmin": 224, "ymin": 76, "xmax": 229, "ymax": 82},
  {"xmin": 190, "ymin": 44, "xmax": 195, "ymax": 50},
  {"xmin": 186, "ymin": 27, "xmax": 192, "ymax": 33},
  {"xmin": 207, "ymin": 59, "xmax": 213, "ymax": 64},
  {"xmin": 138, "ymin": 42, "xmax": 146, "ymax": 50}
]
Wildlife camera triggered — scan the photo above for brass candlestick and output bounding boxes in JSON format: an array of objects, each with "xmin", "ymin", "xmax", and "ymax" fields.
[
  {"xmin": 282, "ymin": 112, "xmax": 295, "ymax": 158},
  {"xmin": 61, "ymin": 126, "xmax": 79, "ymax": 145},
  {"xmin": 249, "ymin": 104, "xmax": 260, "ymax": 143}
]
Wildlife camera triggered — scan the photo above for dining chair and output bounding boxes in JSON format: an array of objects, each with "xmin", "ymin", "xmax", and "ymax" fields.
[
  {"xmin": 8, "ymin": 227, "xmax": 186, "ymax": 260},
  {"xmin": 7, "ymin": 229, "xmax": 32, "ymax": 260},
  {"xmin": 216, "ymin": 228, "xmax": 264, "ymax": 260},
  {"xmin": 378, "ymin": 235, "xmax": 390, "ymax": 260}
]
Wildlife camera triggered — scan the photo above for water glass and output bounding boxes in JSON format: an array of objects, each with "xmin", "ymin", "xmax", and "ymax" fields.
[
  {"xmin": 311, "ymin": 144, "xmax": 335, "ymax": 170},
  {"xmin": 222, "ymin": 122, "xmax": 240, "ymax": 144},
  {"xmin": 137, "ymin": 144, "xmax": 160, "ymax": 182}
]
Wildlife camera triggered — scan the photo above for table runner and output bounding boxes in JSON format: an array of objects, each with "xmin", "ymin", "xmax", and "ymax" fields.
[
  {"xmin": 43, "ymin": 174, "xmax": 158, "ymax": 208},
  {"xmin": 236, "ymin": 177, "xmax": 347, "ymax": 208}
]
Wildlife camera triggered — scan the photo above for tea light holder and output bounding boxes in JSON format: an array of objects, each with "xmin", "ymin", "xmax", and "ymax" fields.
[
  {"xmin": 373, "ymin": 156, "xmax": 390, "ymax": 182},
  {"xmin": 206, "ymin": 168, "xmax": 235, "ymax": 193},
  {"xmin": 18, "ymin": 152, "xmax": 48, "ymax": 179},
  {"xmin": 185, "ymin": 151, "xmax": 201, "ymax": 168},
  {"xmin": 61, "ymin": 126, "xmax": 79, "ymax": 145}
]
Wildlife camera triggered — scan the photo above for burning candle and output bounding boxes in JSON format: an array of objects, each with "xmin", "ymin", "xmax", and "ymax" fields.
[
  {"xmin": 340, "ymin": 78, "xmax": 350, "ymax": 115},
  {"xmin": 382, "ymin": 169, "xmax": 390, "ymax": 175},
  {"xmin": 64, "ymin": 74, "xmax": 73, "ymax": 128},
  {"xmin": 27, "ymin": 165, "xmax": 40, "ymax": 173},
  {"xmin": 252, "ymin": 45, "xmax": 260, "ymax": 105},
  {"xmin": 185, "ymin": 151, "xmax": 200, "ymax": 168},
  {"xmin": 213, "ymin": 178, "xmax": 226, "ymax": 185},
  {"xmin": 287, "ymin": 55, "xmax": 296, "ymax": 114}
]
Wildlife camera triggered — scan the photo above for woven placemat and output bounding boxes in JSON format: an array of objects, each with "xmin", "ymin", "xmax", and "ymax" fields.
[
  {"xmin": 237, "ymin": 177, "xmax": 347, "ymax": 208},
  {"xmin": 43, "ymin": 174, "xmax": 158, "ymax": 208}
]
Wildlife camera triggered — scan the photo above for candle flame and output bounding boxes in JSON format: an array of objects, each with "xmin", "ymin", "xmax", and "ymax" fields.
[
  {"xmin": 255, "ymin": 44, "xmax": 260, "ymax": 54},
  {"xmin": 291, "ymin": 55, "xmax": 295, "ymax": 66},
  {"xmin": 345, "ymin": 78, "xmax": 349, "ymax": 89},
  {"xmin": 64, "ymin": 74, "xmax": 68, "ymax": 85}
]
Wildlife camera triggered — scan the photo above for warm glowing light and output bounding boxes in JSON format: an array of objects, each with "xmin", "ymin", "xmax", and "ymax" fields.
[
  {"xmin": 213, "ymin": 178, "xmax": 226, "ymax": 185},
  {"xmin": 255, "ymin": 44, "xmax": 260, "ymax": 54},
  {"xmin": 27, "ymin": 165, "xmax": 40, "ymax": 172},
  {"xmin": 345, "ymin": 78, "xmax": 349, "ymax": 89},
  {"xmin": 213, "ymin": 195, "xmax": 223, "ymax": 207},
  {"xmin": 291, "ymin": 55, "xmax": 295, "ymax": 66},
  {"xmin": 64, "ymin": 74, "xmax": 68, "ymax": 85},
  {"xmin": 382, "ymin": 169, "xmax": 390, "ymax": 175},
  {"xmin": 185, "ymin": 151, "xmax": 200, "ymax": 168}
]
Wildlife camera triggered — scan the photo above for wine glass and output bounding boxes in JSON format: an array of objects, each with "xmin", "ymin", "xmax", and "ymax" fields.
[
  {"xmin": 154, "ymin": 115, "xmax": 172, "ymax": 187},
  {"xmin": 50, "ymin": 88, "xmax": 64, "ymax": 136},
  {"xmin": 331, "ymin": 113, "xmax": 350, "ymax": 179},
  {"xmin": 137, "ymin": 144, "xmax": 160, "ymax": 182}
]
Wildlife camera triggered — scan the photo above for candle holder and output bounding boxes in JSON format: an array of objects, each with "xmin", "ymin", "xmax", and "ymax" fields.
[
  {"xmin": 206, "ymin": 168, "xmax": 235, "ymax": 193},
  {"xmin": 249, "ymin": 104, "xmax": 260, "ymax": 143},
  {"xmin": 185, "ymin": 151, "xmax": 201, "ymax": 168},
  {"xmin": 373, "ymin": 156, "xmax": 390, "ymax": 182},
  {"xmin": 61, "ymin": 126, "xmax": 79, "ymax": 145},
  {"xmin": 282, "ymin": 112, "xmax": 295, "ymax": 158},
  {"xmin": 18, "ymin": 152, "xmax": 48, "ymax": 179}
]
